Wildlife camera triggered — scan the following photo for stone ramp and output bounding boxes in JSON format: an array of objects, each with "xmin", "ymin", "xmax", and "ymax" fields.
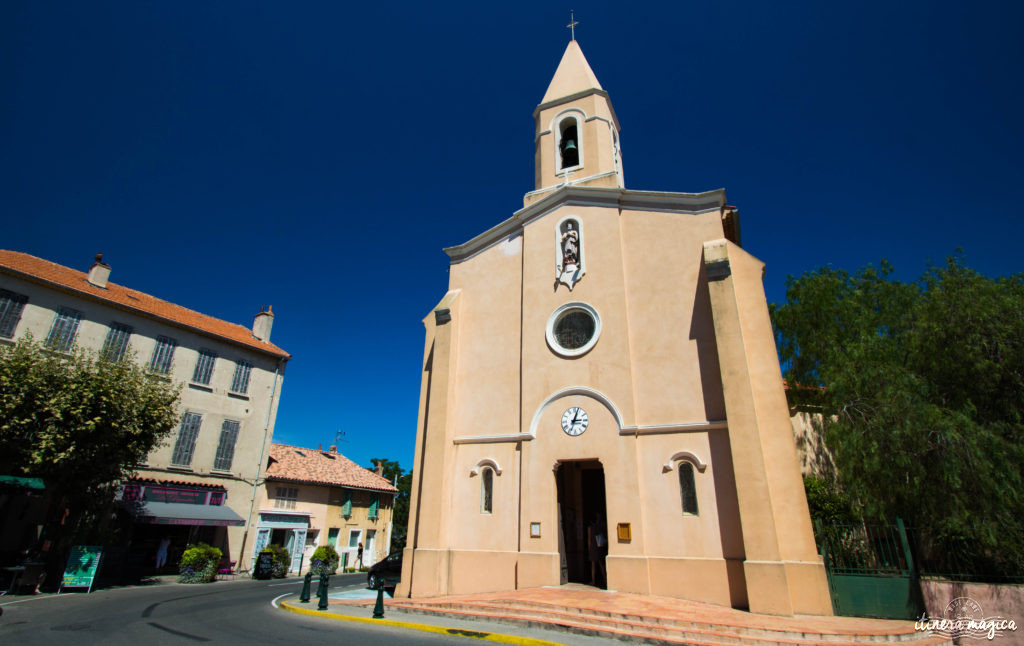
[{"xmin": 331, "ymin": 587, "xmax": 951, "ymax": 646}]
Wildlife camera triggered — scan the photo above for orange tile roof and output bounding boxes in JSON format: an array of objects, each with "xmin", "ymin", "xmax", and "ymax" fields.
[
  {"xmin": 266, "ymin": 443, "xmax": 398, "ymax": 494},
  {"xmin": 0, "ymin": 250, "xmax": 289, "ymax": 359}
]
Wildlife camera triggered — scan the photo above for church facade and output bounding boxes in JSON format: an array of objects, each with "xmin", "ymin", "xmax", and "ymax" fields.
[{"xmin": 397, "ymin": 41, "xmax": 832, "ymax": 616}]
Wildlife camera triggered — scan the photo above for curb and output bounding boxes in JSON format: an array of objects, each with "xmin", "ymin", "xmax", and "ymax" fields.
[{"xmin": 278, "ymin": 600, "xmax": 566, "ymax": 646}]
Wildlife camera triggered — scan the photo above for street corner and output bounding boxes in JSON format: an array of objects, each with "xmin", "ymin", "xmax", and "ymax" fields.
[{"xmin": 275, "ymin": 597, "xmax": 565, "ymax": 646}]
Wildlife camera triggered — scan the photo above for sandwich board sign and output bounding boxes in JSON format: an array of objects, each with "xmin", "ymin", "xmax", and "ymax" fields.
[{"xmin": 59, "ymin": 545, "xmax": 103, "ymax": 593}]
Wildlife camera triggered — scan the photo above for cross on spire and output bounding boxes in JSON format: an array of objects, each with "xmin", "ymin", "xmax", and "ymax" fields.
[{"xmin": 567, "ymin": 9, "xmax": 578, "ymax": 41}]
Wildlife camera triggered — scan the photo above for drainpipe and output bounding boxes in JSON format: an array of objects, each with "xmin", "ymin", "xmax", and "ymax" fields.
[{"xmin": 238, "ymin": 357, "xmax": 284, "ymax": 568}]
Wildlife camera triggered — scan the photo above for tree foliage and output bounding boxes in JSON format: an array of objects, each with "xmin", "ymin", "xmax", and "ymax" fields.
[
  {"xmin": 0, "ymin": 335, "xmax": 181, "ymax": 544},
  {"xmin": 369, "ymin": 457, "xmax": 412, "ymax": 553},
  {"xmin": 771, "ymin": 257, "xmax": 1024, "ymax": 573}
]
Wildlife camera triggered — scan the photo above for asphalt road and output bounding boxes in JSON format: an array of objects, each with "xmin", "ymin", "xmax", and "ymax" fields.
[{"xmin": 0, "ymin": 574, "xmax": 474, "ymax": 645}]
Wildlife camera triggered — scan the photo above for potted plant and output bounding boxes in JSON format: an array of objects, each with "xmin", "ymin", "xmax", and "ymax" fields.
[
  {"xmin": 178, "ymin": 543, "xmax": 222, "ymax": 584},
  {"xmin": 308, "ymin": 545, "xmax": 339, "ymax": 577}
]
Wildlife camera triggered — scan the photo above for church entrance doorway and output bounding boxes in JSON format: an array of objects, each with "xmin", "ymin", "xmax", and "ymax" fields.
[{"xmin": 555, "ymin": 460, "xmax": 607, "ymax": 588}]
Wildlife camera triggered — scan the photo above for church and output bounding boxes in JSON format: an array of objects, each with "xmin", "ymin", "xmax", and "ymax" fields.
[{"xmin": 397, "ymin": 39, "xmax": 832, "ymax": 617}]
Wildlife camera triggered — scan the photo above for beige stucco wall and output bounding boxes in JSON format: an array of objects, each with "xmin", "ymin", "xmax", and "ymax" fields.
[
  {"xmin": 399, "ymin": 199, "xmax": 831, "ymax": 613},
  {"xmin": 0, "ymin": 272, "xmax": 287, "ymax": 571}
]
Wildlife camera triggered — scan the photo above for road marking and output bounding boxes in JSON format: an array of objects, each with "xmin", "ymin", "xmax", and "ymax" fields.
[
  {"xmin": 267, "ymin": 581, "xmax": 300, "ymax": 587},
  {"xmin": 271, "ymin": 593, "xmax": 290, "ymax": 608},
  {"xmin": 0, "ymin": 594, "xmax": 66, "ymax": 606}
]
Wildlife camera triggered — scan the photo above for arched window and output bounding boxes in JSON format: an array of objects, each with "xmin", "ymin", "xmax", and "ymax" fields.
[
  {"xmin": 558, "ymin": 117, "xmax": 581, "ymax": 170},
  {"xmin": 679, "ymin": 462, "xmax": 698, "ymax": 515},
  {"xmin": 481, "ymin": 467, "xmax": 494, "ymax": 514}
]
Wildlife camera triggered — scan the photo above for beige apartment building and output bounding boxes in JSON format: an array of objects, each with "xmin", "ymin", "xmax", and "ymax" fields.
[
  {"xmin": 254, "ymin": 443, "xmax": 397, "ymax": 573},
  {"xmin": 0, "ymin": 250, "xmax": 289, "ymax": 574},
  {"xmin": 398, "ymin": 41, "xmax": 832, "ymax": 616}
]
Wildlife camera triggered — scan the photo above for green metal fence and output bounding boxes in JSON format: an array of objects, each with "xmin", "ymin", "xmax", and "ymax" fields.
[{"xmin": 816, "ymin": 518, "xmax": 925, "ymax": 619}]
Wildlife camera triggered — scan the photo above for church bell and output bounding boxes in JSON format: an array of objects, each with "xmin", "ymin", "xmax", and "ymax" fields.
[{"xmin": 563, "ymin": 138, "xmax": 577, "ymax": 152}]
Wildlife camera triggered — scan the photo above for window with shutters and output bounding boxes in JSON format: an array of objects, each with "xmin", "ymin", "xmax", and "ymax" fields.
[
  {"xmin": 368, "ymin": 494, "xmax": 379, "ymax": 520},
  {"xmin": 230, "ymin": 360, "xmax": 252, "ymax": 394},
  {"xmin": 192, "ymin": 349, "xmax": 217, "ymax": 385},
  {"xmin": 170, "ymin": 412, "xmax": 203, "ymax": 467},
  {"xmin": 480, "ymin": 467, "xmax": 494, "ymax": 514},
  {"xmin": 213, "ymin": 419, "xmax": 240, "ymax": 471},
  {"xmin": 150, "ymin": 335, "xmax": 177, "ymax": 374},
  {"xmin": 101, "ymin": 323, "xmax": 133, "ymax": 362},
  {"xmin": 274, "ymin": 486, "xmax": 298, "ymax": 510},
  {"xmin": 341, "ymin": 490, "xmax": 352, "ymax": 517},
  {"xmin": 0, "ymin": 289, "xmax": 28, "ymax": 339},
  {"xmin": 679, "ymin": 462, "xmax": 699, "ymax": 515},
  {"xmin": 45, "ymin": 307, "xmax": 82, "ymax": 352}
]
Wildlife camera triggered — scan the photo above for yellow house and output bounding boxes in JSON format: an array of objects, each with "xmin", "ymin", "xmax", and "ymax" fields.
[
  {"xmin": 398, "ymin": 40, "xmax": 832, "ymax": 616},
  {"xmin": 254, "ymin": 443, "xmax": 397, "ymax": 573}
]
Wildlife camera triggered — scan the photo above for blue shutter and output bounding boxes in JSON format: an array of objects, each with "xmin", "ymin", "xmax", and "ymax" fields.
[
  {"xmin": 171, "ymin": 412, "xmax": 203, "ymax": 466},
  {"xmin": 341, "ymin": 490, "xmax": 352, "ymax": 517},
  {"xmin": 369, "ymin": 494, "xmax": 379, "ymax": 520},
  {"xmin": 193, "ymin": 349, "xmax": 217, "ymax": 385},
  {"xmin": 213, "ymin": 420, "xmax": 240, "ymax": 471},
  {"xmin": 45, "ymin": 308, "xmax": 82, "ymax": 352},
  {"xmin": 102, "ymin": 323, "xmax": 133, "ymax": 362},
  {"xmin": 230, "ymin": 360, "xmax": 253, "ymax": 394},
  {"xmin": 0, "ymin": 289, "xmax": 28, "ymax": 338}
]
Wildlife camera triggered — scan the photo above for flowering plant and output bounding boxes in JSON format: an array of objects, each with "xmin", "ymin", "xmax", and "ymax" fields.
[
  {"xmin": 178, "ymin": 543, "xmax": 222, "ymax": 583},
  {"xmin": 309, "ymin": 546, "xmax": 340, "ymax": 577}
]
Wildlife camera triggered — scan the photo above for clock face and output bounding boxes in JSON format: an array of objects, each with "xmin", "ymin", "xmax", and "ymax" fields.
[{"xmin": 561, "ymin": 407, "xmax": 589, "ymax": 436}]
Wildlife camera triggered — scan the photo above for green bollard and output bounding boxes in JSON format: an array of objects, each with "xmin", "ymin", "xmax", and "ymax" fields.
[
  {"xmin": 372, "ymin": 578, "xmax": 385, "ymax": 619},
  {"xmin": 317, "ymin": 574, "xmax": 329, "ymax": 610},
  {"xmin": 299, "ymin": 571, "xmax": 312, "ymax": 603}
]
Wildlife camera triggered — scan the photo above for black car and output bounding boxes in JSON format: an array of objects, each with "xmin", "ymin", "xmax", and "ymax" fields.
[{"xmin": 366, "ymin": 551, "xmax": 402, "ymax": 589}]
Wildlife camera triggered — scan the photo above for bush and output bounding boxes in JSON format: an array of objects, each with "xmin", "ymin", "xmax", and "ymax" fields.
[
  {"xmin": 309, "ymin": 546, "xmax": 339, "ymax": 577},
  {"xmin": 261, "ymin": 544, "xmax": 290, "ymax": 578},
  {"xmin": 178, "ymin": 543, "xmax": 222, "ymax": 584}
]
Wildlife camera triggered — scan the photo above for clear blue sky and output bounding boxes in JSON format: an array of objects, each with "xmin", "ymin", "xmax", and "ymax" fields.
[{"xmin": 3, "ymin": 2, "xmax": 1022, "ymax": 471}]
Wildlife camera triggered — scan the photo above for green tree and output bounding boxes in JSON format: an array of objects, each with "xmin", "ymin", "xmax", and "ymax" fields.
[
  {"xmin": 368, "ymin": 458, "xmax": 412, "ymax": 553},
  {"xmin": 0, "ymin": 335, "xmax": 181, "ymax": 575},
  {"xmin": 771, "ymin": 257, "xmax": 1024, "ymax": 574}
]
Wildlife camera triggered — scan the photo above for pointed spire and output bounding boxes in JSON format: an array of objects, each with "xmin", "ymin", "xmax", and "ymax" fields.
[{"xmin": 540, "ymin": 40, "xmax": 603, "ymax": 104}]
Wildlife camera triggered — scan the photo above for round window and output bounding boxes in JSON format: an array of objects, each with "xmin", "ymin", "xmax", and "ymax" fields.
[{"xmin": 546, "ymin": 302, "xmax": 601, "ymax": 357}]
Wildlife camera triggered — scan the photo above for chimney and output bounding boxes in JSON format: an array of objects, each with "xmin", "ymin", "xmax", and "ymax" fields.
[
  {"xmin": 253, "ymin": 305, "xmax": 274, "ymax": 341},
  {"xmin": 87, "ymin": 253, "xmax": 111, "ymax": 288},
  {"xmin": 329, "ymin": 445, "xmax": 337, "ymax": 453},
  {"xmin": 375, "ymin": 461, "xmax": 384, "ymax": 477}
]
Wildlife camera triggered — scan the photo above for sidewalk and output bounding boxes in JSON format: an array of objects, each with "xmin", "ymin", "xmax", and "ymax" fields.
[{"xmin": 279, "ymin": 585, "xmax": 954, "ymax": 646}]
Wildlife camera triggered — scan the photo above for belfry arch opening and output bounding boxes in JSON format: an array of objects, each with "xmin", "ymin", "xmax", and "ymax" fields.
[
  {"xmin": 555, "ymin": 460, "xmax": 607, "ymax": 588},
  {"xmin": 558, "ymin": 118, "xmax": 580, "ymax": 170}
]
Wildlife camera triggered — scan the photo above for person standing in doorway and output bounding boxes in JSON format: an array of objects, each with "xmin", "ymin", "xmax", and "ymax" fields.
[
  {"xmin": 155, "ymin": 537, "xmax": 171, "ymax": 571},
  {"xmin": 587, "ymin": 514, "xmax": 607, "ymax": 587},
  {"xmin": 356, "ymin": 542, "xmax": 364, "ymax": 568}
]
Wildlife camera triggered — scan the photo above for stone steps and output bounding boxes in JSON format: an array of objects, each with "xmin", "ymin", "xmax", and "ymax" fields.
[{"xmin": 383, "ymin": 598, "xmax": 951, "ymax": 646}]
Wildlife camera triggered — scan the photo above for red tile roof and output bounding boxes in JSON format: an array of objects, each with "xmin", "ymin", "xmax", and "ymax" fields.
[
  {"xmin": 266, "ymin": 444, "xmax": 398, "ymax": 494},
  {"xmin": 0, "ymin": 250, "xmax": 289, "ymax": 359}
]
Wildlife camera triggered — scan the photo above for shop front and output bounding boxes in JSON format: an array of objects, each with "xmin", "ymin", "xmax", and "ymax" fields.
[
  {"xmin": 252, "ymin": 511, "xmax": 309, "ymax": 574},
  {"xmin": 121, "ymin": 480, "xmax": 245, "ymax": 576}
]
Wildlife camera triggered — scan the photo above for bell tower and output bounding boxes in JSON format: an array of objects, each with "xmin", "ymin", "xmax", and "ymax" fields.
[{"xmin": 527, "ymin": 40, "xmax": 624, "ymax": 205}]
